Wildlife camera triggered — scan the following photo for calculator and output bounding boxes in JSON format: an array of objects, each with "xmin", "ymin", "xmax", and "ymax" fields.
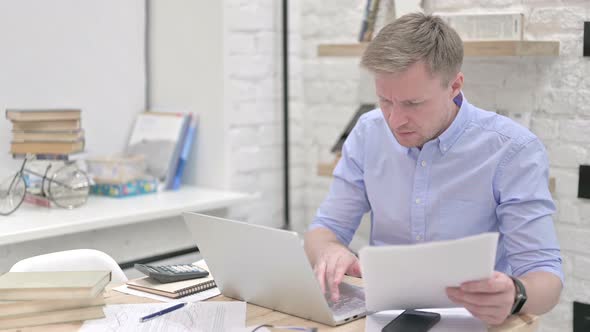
[{"xmin": 134, "ymin": 263, "xmax": 209, "ymax": 283}]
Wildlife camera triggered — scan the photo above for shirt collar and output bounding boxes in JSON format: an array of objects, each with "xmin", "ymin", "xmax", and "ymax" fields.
[{"xmin": 437, "ymin": 92, "xmax": 471, "ymax": 155}]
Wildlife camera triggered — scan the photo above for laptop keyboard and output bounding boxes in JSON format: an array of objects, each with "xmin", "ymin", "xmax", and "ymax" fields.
[{"xmin": 325, "ymin": 283, "xmax": 366, "ymax": 317}]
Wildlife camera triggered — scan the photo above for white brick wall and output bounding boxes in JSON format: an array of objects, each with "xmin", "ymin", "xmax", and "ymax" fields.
[
  {"xmin": 225, "ymin": 0, "xmax": 307, "ymax": 230},
  {"xmin": 225, "ymin": 1, "xmax": 590, "ymax": 329},
  {"xmin": 298, "ymin": 1, "xmax": 590, "ymax": 331}
]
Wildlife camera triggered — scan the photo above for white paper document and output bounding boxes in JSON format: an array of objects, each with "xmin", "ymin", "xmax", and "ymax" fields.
[
  {"xmin": 366, "ymin": 308, "xmax": 487, "ymax": 332},
  {"xmin": 359, "ymin": 232, "xmax": 498, "ymax": 311},
  {"xmin": 80, "ymin": 302, "xmax": 246, "ymax": 332}
]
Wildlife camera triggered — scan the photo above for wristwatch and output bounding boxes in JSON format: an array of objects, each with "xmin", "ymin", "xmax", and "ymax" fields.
[{"xmin": 510, "ymin": 276, "xmax": 527, "ymax": 315}]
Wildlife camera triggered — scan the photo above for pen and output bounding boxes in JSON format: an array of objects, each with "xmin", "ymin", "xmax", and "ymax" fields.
[{"xmin": 139, "ymin": 302, "xmax": 187, "ymax": 323}]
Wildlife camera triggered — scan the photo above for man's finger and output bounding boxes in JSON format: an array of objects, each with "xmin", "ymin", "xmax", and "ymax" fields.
[
  {"xmin": 314, "ymin": 260, "xmax": 327, "ymax": 294},
  {"xmin": 346, "ymin": 260, "xmax": 362, "ymax": 277},
  {"xmin": 326, "ymin": 255, "xmax": 342, "ymax": 301},
  {"xmin": 460, "ymin": 277, "xmax": 511, "ymax": 294},
  {"xmin": 450, "ymin": 290, "xmax": 509, "ymax": 308}
]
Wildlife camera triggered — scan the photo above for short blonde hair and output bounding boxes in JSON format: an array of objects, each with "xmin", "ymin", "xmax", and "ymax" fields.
[{"xmin": 360, "ymin": 12, "xmax": 464, "ymax": 85}]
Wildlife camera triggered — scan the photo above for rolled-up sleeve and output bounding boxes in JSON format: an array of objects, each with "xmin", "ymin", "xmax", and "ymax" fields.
[
  {"xmin": 494, "ymin": 138, "xmax": 564, "ymax": 285},
  {"xmin": 308, "ymin": 116, "xmax": 371, "ymax": 246}
]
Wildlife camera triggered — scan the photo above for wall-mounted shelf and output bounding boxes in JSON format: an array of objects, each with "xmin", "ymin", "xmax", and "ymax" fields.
[
  {"xmin": 0, "ymin": 186, "xmax": 253, "ymax": 246},
  {"xmin": 318, "ymin": 40, "xmax": 560, "ymax": 57}
]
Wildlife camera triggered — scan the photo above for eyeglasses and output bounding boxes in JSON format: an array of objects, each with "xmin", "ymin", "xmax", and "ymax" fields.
[{"xmin": 0, "ymin": 155, "xmax": 90, "ymax": 216}]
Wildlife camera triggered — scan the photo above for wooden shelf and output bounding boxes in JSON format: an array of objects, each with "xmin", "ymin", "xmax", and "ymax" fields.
[{"xmin": 318, "ymin": 40, "xmax": 560, "ymax": 57}]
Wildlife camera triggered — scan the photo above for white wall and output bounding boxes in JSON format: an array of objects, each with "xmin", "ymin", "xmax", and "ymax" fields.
[
  {"xmin": 0, "ymin": 0, "xmax": 146, "ymax": 175},
  {"xmin": 148, "ymin": 0, "xmax": 228, "ymax": 189},
  {"xmin": 298, "ymin": 1, "xmax": 590, "ymax": 331}
]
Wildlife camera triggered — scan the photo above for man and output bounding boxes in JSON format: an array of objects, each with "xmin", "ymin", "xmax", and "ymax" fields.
[{"xmin": 304, "ymin": 13, "xmax": 563, "ymax": 326}]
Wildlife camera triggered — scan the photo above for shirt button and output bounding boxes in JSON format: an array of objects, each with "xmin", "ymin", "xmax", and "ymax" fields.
[
  {"xmin": 442, "ymin": 146, "xmax": 448, "ymax": 151},
  {"xmin": 415, "ymin": 198, "xmax": 421, "ymax": 204},
  {"xmin": 416, "ymin": 234, "xmax": 422, "ymax": 241},
  {"xmin": 421, "ymin": 160, "xmax": 426, "ymax": 167}
]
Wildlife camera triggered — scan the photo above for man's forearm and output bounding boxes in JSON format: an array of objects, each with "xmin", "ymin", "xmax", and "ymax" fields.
[
  {"xmin": 304, "ymin": 227, "xmax": 344, "ymax": 265},
  {"xmin": 519, "ymin": 271, "xmax": 562, "ymax": 315}
]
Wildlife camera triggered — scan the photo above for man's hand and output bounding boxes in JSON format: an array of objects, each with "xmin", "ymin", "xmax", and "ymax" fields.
[
  {"xmin": 313, "ymin": 243, "xmax": 361, "ymax": 302},
  {"xmin": 446, "ymin": 272, "xmax": 516, "ymax": 326}
]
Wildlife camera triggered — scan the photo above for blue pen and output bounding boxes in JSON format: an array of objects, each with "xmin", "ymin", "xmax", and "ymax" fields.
[{"xmin": 139, "ymin": 303, "xmax": 187, "ymax": 323}]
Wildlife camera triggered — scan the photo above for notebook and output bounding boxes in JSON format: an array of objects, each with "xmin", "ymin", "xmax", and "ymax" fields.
[
  {"xmin": 0, "ymin": 271, "xmax": 111, "ymax": 301},
  {"xmin": 0, "ymin": 296, "xmax": 105, "ymax": 318},
  {"xmin": 0, "ymin": 305, "xmax": 105, "ymax": 329},
  {"xmin": 126, "ymin": 261, "xmax": 215, "ymax": 299}
]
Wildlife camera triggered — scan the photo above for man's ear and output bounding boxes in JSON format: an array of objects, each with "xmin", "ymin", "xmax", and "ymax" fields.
[{"xmin": 449, "ymin": 72, "xmax": 464, "ymax": 98}]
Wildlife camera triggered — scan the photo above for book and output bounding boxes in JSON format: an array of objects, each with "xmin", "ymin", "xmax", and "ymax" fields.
[
  {"xmin": 126, "ymin": 111, "xmax": 190, "ymax": 189},
  {"xmin": 0, "ymin": 271, "xmax": 111, "ymax": 300},
  {"xmin": 10, "ymin": 140, "xmax": 85, "ymax": 155},
  {"xmin": 90, "ymin": 178, "xmax": 158, "ymax": 197},
  {"xmin": 331, "ymin": 104, "xmax": 375, "ymax": 153},
  {"xmin": 358, "ymin": 0, "xmax": 372, "ymax": 42},
  {"xmin": 5, "ymin": 109, "xmax": 81, "ymax": 122},
  {"xmin": 170, "ymin": 114, "xmax": 198, "ymax": 190},
  {"xmin": 362, "ymin": 0, "xmax": 381, "ymax": 42},
  {"xmin": 12, "ymin": 130, "xmax": 84, "ymax": 142},
  {"xmin": 0, "ymin": 296, "xmax": 104, "ymax": 318},
  {"xmin": 0, "ymin": 305, "xmax": 104, "ymax": 329},
  {"xmin": 12, "ymin": 119, "xmax": 81, "ymax": 132},
  {"xmin": 126, "ymin": 262, "xmax": 215, "ymax": 299},
  {"xmin": 434, "ymin": 12, "xmax": 524, "ymax": 41},
  {"xmin": 23, "ymin": 193, "xmax": 52, "ymax": 208}
]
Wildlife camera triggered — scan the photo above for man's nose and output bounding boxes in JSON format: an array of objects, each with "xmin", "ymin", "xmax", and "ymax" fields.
[{"xmin": 386, "ymin": 105, "xmax": 409, "ymax": 129}]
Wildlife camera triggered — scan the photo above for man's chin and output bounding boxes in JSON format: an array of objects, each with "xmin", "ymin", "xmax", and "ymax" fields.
[{"xmin": 393, "ymin": 134, "xmax": 422, "ymax": 148}]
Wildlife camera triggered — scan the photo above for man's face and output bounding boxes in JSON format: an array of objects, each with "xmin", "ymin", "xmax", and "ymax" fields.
[{"xmin": 375, "ymin": 61, "xmax": 463, "ymax": 148}]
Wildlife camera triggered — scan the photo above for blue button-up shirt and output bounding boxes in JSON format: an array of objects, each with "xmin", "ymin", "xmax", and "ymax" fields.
[{"xmin": 310, "ymin": 94, "xmax": 563, "ymax": 283}]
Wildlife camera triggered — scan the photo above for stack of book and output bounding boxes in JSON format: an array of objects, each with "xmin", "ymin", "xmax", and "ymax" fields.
[
  {"xmin": 0, "ymin": 270, "xmax": 110, "ymax": 329},
  {"xmin": 5, "ymin": 109, "xmax": 85, "ymax": 156}
]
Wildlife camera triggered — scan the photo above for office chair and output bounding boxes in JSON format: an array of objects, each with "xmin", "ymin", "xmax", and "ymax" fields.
[{"xmin": 9, "ymin": 249, "xmax": 128, "ymax": 283}]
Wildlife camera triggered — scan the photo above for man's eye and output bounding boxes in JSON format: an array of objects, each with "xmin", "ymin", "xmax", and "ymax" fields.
[{"xmin": 405, "ymin": 102, "xmax": 421, "ymax": 107}]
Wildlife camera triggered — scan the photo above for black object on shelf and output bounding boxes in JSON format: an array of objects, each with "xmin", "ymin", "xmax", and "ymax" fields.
[
  {"xmin": 584, "ymin": 22, "xmax": 590, "ymax": 57},
  {"xmin": 331, "ymin": 104, "xmax": 375, "ymax": 154},
  {"xmin": 579, "ymin": 165, "xmax": 590, "ymax": 199}
]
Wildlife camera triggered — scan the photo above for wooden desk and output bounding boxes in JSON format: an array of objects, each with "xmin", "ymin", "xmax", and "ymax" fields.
[{"xmin": 2, "ymin": 277, "xmax": 539, "ymax": 332}]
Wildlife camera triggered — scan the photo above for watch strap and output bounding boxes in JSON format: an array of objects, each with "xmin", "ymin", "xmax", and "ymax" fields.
[{"xmin": 510, "ymin": 276, "xmax": 527, "ymax": 315}]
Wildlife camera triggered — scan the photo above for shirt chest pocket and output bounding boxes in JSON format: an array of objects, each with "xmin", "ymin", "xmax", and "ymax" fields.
[{"xmin": 437, "ymin": 199, "xmax": 495, "ymax": 239}]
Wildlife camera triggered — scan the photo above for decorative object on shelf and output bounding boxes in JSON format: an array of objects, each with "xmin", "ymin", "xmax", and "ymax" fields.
[
  {"xmin": 86, "ymin": 154, "xmax": 147, "ymax": 185},
  {"xmin": 90, "ymin": 177, "xmax": 158, "ymax": 198},
  {"xmin": 0, "ymin": 155, "xmax": 90, "ymax": 216},
  {"xmin": 331, "ymin": 104, "xmax": 375, "ymax": 154},
  {"xmin": 435, "ymin": 12, "xmax": 525, "ymax": 41}
]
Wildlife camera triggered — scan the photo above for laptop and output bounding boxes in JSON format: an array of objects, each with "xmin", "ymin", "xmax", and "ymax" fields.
[{"xmin": 182, "ymin": 212, "xmax": 366, "ymax": 326}]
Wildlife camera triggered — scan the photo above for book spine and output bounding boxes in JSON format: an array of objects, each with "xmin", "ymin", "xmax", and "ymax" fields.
[
  {"xmin": 177, "ymin": 280, "xmax": 216, "ymax": 297},
  {"xmin": 164, "ymin": 113, "xmax": 191, "ymax": 190},
  {"xmin": 358, "ymin": 0, "xmax": 372, "ymax": 42},
  {"xmin": 363, "ymin": 0, "xmax": 381, "ymax": 42},
  {"xmin": 171, "ymin": 115, "xmax": 197, "ymax": 190},
  {"xmin": 23, "ymin": 193, "xmax": 52, "ymax": 208}
]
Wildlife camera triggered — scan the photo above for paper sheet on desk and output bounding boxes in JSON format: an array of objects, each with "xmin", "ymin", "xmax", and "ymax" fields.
[
  {"xmin": 366, "ymin": 308, "xmax": 487, "ymax": 332},
  {"xmin": 359, "ymin": 232, "xmax": 498, "ymax": 311},
  {"xmin": 80, "ymin": 302, "xmax": 246, "ymax": 332}
]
